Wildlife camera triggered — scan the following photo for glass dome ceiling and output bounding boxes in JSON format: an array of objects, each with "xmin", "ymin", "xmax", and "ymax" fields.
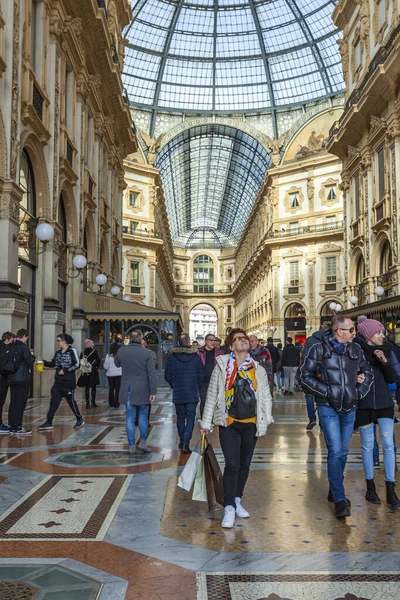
[
  {"xmin": 123, "ymin": 0, "xmax": 344, "ymax": 118},
  {"xmin": 156, "ymin": 124, "xmax": 271, "ymax": 248}
]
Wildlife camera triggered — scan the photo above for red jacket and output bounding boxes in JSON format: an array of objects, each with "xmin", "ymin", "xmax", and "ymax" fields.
[{"xmin": 198, "ymin": 345, "xmax": 224, "ymax": 366}]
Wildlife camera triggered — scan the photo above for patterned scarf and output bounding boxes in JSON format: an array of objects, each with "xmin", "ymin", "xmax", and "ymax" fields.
[
  {"xmin": 328, "ymin": 334, "xmax": 350, "ymax": 356},
  {"xmin": 225, "ymin": 352, "xmax": 258, "ymax": 416}
]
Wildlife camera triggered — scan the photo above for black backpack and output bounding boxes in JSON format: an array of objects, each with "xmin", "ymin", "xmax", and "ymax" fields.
[
  {"xmin": 0, "ymin": 345, "xmax": 18, "ymax": 376},
  {"xmin": 229, "ymin": 373, "xmax": 257, "ymax": 420}
]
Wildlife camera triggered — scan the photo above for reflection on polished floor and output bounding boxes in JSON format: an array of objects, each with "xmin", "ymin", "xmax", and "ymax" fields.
[{"xmin": 1, "ymin": 389, "xmax": 400, "ymax": 599}]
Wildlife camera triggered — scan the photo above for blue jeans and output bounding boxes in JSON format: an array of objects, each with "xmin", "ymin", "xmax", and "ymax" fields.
[
  {"xmin": 306, "ymin": 395, "xmax": 316, "ymax": 421},
  {"xmin": 318, "ymin": 405, "xmax": 356, "ymax": 503},
  {"xmin": 373, "ymin": 423, "xmax": 397, "ymax": 462},
  {"xmin": 276, "ymin": 372, "xmax": 284, "ymax": 389},
  {"xmin": 175, "ymin": 403, "xmax": 197, "ymax": 445},
  {"xmin": 361, "ymin": 418, "xmax": 396, "ymax": 482},
  {"xmin": 126, "ymin": 401, "xmax": 149, "ymax": 445}
]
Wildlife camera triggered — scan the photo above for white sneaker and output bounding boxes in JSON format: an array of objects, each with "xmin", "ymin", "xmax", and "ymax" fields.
[
  {"xmin": 221, "ymin": 506, "xmax": 236, "ymax": 528},
  {"xmin": 235, "ymin": 497, "xmax": 250, "ymax": 518}
]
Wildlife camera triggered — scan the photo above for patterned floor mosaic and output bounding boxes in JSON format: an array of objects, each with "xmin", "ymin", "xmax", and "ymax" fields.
[
  {"xmin": 162, "ymin": 470, "xmax": 400, "ymax": 553},
  {"xmin": 0, "ymin": 564, "xmax": 102, "ymax": 599},
  {"xmin": 44, "ymin": 449, "xmax": 165, "ymax": 467},
  {"xmin": 0, "ymin": 475, "xmax": 131, "ymax": 540},
  {"xmin": 197, "ymin": 572, "xmax": 400, "ymax": 600}
]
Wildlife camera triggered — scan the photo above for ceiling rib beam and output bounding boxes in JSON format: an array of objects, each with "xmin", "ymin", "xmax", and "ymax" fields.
[
  {"xmin": 149, "ymin": 0, "xmax": 186, "ymax": 136},
  {"xmin": 285, "ymin": 0, "xmax": 333, "ymax": 96},
  {"xmin": 248, "ymin": 0, "xmax": 278, "ymax": 137}
]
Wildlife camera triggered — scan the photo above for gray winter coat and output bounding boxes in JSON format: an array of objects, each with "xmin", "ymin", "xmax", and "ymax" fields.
[{"xmin": 115, "ymin": 342, "xmax": 157, "ymax": 405}]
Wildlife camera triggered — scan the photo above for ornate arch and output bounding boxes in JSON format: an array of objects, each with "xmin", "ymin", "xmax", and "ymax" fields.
[
  {"xmin": 316, "ymin": 298, "xmax": 343, "ymax": 316},
  {"xmin": 349, "ymin": 247, "xmax": 366, "ymax": 285},
  {"xmin": 158, "ymin": 117, "xmax": 271, "ymax": 154},
  {"xmin": 0, "ymin": 107, "xmax": 7, "ymax": 179},
  {"xmin": 371, "ymin": 232, "xmax": 392, "ymax": 275},
  {"xmin": 83, "ymin": 212, "xmax": 97, "ymax": 262},
  {"xmin": 21, "ymin": 134, "xmax": 51, "ymax": 218},
  {"xmin": 280, "ymin": 299, "xmax": 308, "ymax": 320},
  {"xmin": 59, "ymin": 181, "xmax": 78, "ymax": 244},
  {"xmin": 188, "ymin": 300, "xmax": 219, "ymax": 315}
]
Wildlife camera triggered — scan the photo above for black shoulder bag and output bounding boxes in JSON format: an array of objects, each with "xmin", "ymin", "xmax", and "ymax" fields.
[{"xmin": 229, "ymin": 373, "xmax": 257, "ymax": 420}]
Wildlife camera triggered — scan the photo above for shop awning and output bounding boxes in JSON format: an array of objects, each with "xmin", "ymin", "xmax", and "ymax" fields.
[
  {"xmin": 83, "ymin": 292, "xmax": 182, "ymax": 325},
  {"xmin": 340, "ymin": 295, "xmax": 400, "ymax": 318}
]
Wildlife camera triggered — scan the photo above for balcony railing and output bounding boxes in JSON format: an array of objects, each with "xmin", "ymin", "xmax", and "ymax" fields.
[
  {"xmin": 270, "ymin": 221, "xmax": 343, "ymax": 239},
  {"xmin": 355, "ymin": 282, "xmax": 369, "ymax": 305},
  {"xmin": 122, "ymin": 227, "xmax": 162, "ymax": 239},
  {"xmin": 176, "ymin": 284, "xmax": 233, "ymax": 294}
]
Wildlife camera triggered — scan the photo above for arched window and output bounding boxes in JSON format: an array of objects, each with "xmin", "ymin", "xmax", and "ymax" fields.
[
  {"xmin": 193, "ymin": 255, "xmax": 214, "ymax": 293},
  {"xmin": 18, "ymin": 150, "xmax": 37, "ymax": 342},
  {"xmin": 285, "ymin": 303, "xmax": 306, "ymax": 319},
  {"xmin": 58, "ymin": 195, "xmax": 67, "ymax": 314},
  {"xmin": 355, "ymin": 256, "xmax": 365, "ymax": 284},
  {"xmin": 379, "ymin": 240, "xmax": 392, "ymax": 275}
]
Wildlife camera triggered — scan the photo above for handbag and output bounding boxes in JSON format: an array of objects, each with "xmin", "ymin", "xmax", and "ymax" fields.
[
  {"xmin": 229, "ymin": 374, "xmax": 257, "ymax": 420},
  {"xmin": 177, "ymin": 438, "xmax": 204, "ymax": 492},
  {"xmin": 192, "ymin": 457, "xmax": 207, "ymax": 502},
  {"xmin": 203, "ymin": 441, "xmax": 224, "ymax": 511},
  {"xmin": 80, "ymin": 350, "xmax": 95, "ymax": 374}
]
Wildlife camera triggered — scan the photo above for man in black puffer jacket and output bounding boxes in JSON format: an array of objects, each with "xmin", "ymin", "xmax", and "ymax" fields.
[
  {"xmin": 300, "ymin": 315, "xmax": 373, "ymax": 518},
  {"xmin": 8, "ymin": 329, "xmax": 35, "ymax": 435},
  {"xmin": 165, "ymin": 333, "xmax": 204, "ymax": 454}
]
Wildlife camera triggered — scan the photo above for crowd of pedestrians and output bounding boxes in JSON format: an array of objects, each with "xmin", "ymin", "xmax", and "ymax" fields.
[{"xmin": 1, "ymin": 317, "xmax": 400, "ymax": 526}]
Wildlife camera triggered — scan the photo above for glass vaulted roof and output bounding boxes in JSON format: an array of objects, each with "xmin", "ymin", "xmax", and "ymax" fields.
[
  {"xmin": 155, "ymin": 124, "xmax": 271, "ymax": 247},
  {"xmin": 123, "ymin": 0, "xmax": 344, "ymax": 116}
]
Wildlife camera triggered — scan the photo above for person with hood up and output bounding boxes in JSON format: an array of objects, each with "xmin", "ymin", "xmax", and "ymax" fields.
[
  {"xmin": 355, "ymin": 316, "xmax": 400, "ymax": 508},
  {"xmin": 164, "ymin": 333, "xmax": 204, "ymax": 453}
]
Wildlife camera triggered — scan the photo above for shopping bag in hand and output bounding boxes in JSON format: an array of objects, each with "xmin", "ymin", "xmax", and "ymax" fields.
[
  {"xmin": 177, "ymin": 437, "xmax": 205, "ymax": 492},
  {"xmin": 178, "ymin": 450, "xmax": 202, "ymax": 492},
  {"xmin": 203, "ymin": 441, "xmax": 224, "ymax": 511},
  {"xmin": 192, "ymin": 455, "xmax": 207, "ymax": 502}
]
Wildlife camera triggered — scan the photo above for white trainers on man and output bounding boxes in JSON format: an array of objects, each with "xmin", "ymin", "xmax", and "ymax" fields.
[
  {"xmin": 235, "ymin": 497, "xmax": 250, "ymax": 518},
  {"xmin": 221, "ymin": 506, "xmax": 236, "ymax": 528}
]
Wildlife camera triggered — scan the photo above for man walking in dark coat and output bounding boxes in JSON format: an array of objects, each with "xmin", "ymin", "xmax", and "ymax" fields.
[
  {"xmin": 165, "ymin": 333, "xmax": 204, "ymax": 454},
  {"xmin": 281, "ymin": 337, "xmax": 300, "ymax": 395},
  {"xmin": 301, "ymin": 322, "xmax": 330, "ymax": 429},
  {"xmin": 300, "ymin": 315, "xmax": 373, "ymax": 518},
  {"xmin": 115, "ymin": 329, "xmax": 157, "ymax": 454},
  {"xmin": 8, "ymin": 329, "xmax": 35, "ymax": 435}
]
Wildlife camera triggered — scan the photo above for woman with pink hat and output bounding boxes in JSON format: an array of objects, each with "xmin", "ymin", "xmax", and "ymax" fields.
[{"xmin": 355, "ymin": 316, "xmax": 400, "ymax": 507}]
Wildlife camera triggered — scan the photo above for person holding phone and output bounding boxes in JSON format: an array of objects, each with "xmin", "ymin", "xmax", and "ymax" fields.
[{"xmin": 355, "ymin": 316, "xmax": 400, "ymax": 507}]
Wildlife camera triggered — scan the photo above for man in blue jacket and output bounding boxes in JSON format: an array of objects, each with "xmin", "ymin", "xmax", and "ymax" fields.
[{"xmin": 165, "ymin": 333, "xmax": 204, "ymax": 454}]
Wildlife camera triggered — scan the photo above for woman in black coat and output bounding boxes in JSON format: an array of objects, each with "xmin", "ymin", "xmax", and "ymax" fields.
[
  {"xmin": 356, "ymin": 316, "xmax": 400, "ymax": 507},
  {"xmin": 77, "ymin": 339, "xmax": 101, "ymax": 408}
]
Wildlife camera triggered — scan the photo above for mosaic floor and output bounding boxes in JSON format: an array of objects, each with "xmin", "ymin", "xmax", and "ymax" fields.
[{"xmin": 1, "ymin": 387, "xmax": 400, "ymax": 599}]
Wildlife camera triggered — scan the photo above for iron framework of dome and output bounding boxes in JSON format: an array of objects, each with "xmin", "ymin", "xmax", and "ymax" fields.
[
  {"xmin": 155, "ymin": 124, "xmax": 271, "ymax": 247},
  {"xmin": 123, "ymin": 0, "xmax": 344, "ymax": 131}
]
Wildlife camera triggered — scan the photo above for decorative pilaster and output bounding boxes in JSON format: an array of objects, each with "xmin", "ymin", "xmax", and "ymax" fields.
[{"xmin": 10, "ymin": 0, "xmax": 21, "ymax": 181}]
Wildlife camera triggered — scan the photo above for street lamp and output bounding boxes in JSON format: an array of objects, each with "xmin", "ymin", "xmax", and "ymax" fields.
[
  {"xmin": 35, "ymin": 223, "xmax": 54, "ymax": 243},
  {"xmin": 110, "ymin": 285, "xmax": 121, "ymax": 297},
  {"xmin": 349, "ymin": 296, "xmax": 358, "ymax": 306},
  {"xmin": 329, "ymin": 301, "xmax": 337, "ymax": 311},
  {"xmin": 375, "ymin": 285, "xmax": 385, "ymax": 297}
]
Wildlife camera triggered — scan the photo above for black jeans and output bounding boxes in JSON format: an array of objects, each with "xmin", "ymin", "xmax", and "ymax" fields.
[
  {"xmin": 47, "ymin": 383, "xmax": 82, "ymax": 423},
  {"xmin": 85, "ymin": 385, "xmax": 97, "ymax": 405},
  {"xmin": 199, "ymin": 383, "xmax": 209, "ymax": 418},
  {"xmin": 108, "ymin": 376, "xmax": 121, "ymax": 407},
  {"xmin": 8, "ymin": 382, "xmax": 30, "ymax": 429},
  {"xmin": 219, "ymin": 421, "xmax": 257, "ymax": 508},
  {"xmin": 0, "ymin": 375, "xmax": 9, "ymax": 424},
  {"xmin": 175, "ymin": 403, "xmax": 197, "ymax": 445}
]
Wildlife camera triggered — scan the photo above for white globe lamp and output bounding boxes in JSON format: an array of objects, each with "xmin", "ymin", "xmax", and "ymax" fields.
[
  {"xmin": 329, "ymin": 301, "xmax": 337, "ymax": 311},
  {"xmin": 35, "ymin": 223, "xmax": 54, "ymax": 242},
  {"xmin": 111, "ymin": 285, "xmax": 120, "ymax": 297},
  {"xmin": 349, "ymin": 295, "xmax": 358, "ymax": 305},
  {"xmin": 72, "ymin": 255, "xmax": 87, "ymax": 270},
  {"xmin": 375, "ymin": 285, "xmax": 384, "ymax": 297},
  {"xmin": 335, "ymin": 304, "xmax": 342, "ymax": 312},
  {"xmin": 122, "ymin": 295, "xmax": 130, "ymax": 302},
  {"xmin": 95, "ymin": 273, "xmax": 107, "ymax": 287}
]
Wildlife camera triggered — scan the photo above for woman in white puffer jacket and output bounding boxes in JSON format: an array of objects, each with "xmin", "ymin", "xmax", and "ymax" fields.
[
  {"xmin": 200, "ymin": 328, "xmax": 273, "ymax": 529},
  {"xmin": 104, "ymin": 343, "xmax": 122, "ymax": 409}
]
